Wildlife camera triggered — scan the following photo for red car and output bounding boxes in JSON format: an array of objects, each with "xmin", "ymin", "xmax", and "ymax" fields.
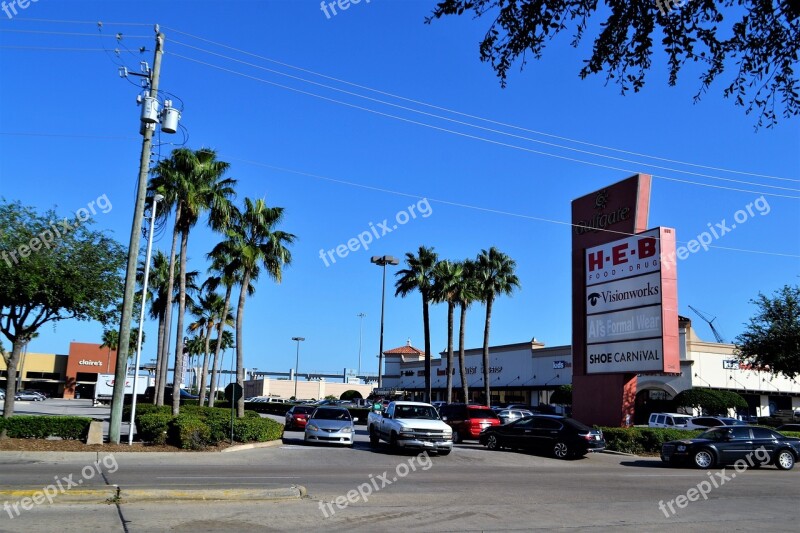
[
  {"xmin": 285, "ymin": 405, "xmax": 315, "ymax": 431},
  {"xmin": 439, "ymin": 404, "xmax": 501, "ymax": 443}
]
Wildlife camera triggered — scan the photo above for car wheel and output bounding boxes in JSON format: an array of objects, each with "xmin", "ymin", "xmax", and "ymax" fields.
[
  {"xmin": 553, "ymin": 441, "xmax": 570, "ymax": 459},
  {"xmin": 775, "ymin": 450, "xmax": 795, "ymax": 470},
  {"xmin": 486, "ymin": 434, "xmax": 501, "ymax": 451},
  {"xmin": 389, "ymin": 432, "xmax": 399, "ymax": 451},
  {"xmin": 452, "ymin": 431, "xmax": 462, "ymax": 444},
  {"xmin": 693, "ymin": 449, "xmax": 715, "ymax": 469},
  {"xmin": 369, "ymin": 427, "xmax": 379, "ymax": 446}
]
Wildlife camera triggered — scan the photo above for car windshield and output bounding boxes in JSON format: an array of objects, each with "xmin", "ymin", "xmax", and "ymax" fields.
[
  {"xmin": 394, "ymin": 405, "xmax": 440, "ymax": 420},
  {"xmin": 294, "ymin": 406, "xmax": 315, "ymax": 414},
  {"xmin": 313, "ymin": 408, "xmax": 351, "ymax": 421}
]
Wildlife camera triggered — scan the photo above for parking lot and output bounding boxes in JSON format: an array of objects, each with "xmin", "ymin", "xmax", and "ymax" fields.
[{"xmin": 1, "ymin": 399, "xmax": 798, "ymax": 531}]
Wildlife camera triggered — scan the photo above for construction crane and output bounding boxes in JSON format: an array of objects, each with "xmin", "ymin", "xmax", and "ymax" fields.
[{"xmin": 688, "ymin": 305, "xmax": 725, "ymax": 343}]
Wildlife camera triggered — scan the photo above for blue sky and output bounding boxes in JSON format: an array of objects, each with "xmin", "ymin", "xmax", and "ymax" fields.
[{"xmin": 1, "ymin": 0, "xmax": 798, "ymax": 377}]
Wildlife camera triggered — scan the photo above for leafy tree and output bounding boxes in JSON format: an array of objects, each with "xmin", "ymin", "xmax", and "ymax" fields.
[
  {"xmin": 426, "ymin": 0, "xmax": 800, "ymax": 128},
  {"xmin": 431, "ymin": 259, "xmax": 464, "ymax": 403},
  {"xmin": 475, "ymin": 247, "xmax": 520, "ymax": 406},
  {"xmin": 735, "ymin": 285, "xmax": 800, "ymax": 379},
  {"xmin": 550, "ymin": 384, "xmax": 573, "ymax": 406},
  {"xmin": 395, "ymin": 246, "xmax": 439, "ymax": 403},
  {"xmin": 212, "ymin": 198, "xmax": 295, "ymax": 417},
  {"xmin": 0, "ymin": 200, "xmax": 125, "ymax": 423},
  {"xmin": 674, "ymin": 388, "xmax": 747, "ymax": 415}
]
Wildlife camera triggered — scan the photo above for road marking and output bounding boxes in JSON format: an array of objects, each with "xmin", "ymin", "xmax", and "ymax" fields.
[{"xmin": 156, "ymin": 476, "xmax": 300, "ymax": 480}]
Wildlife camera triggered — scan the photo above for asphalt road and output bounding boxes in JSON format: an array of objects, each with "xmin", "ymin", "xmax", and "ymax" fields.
[{"xmin": 1, "ymin": 400, "xmax": 798, "ymax": 531}]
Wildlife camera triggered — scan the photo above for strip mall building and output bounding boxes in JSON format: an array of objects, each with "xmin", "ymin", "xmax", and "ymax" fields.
[
  {"xmin": 380, "ymin": 316, "xmax": 800, "ymax": 424},
  {"xmin": 0, "ymin": 342, "xmax": 121, "ymax": 399}
]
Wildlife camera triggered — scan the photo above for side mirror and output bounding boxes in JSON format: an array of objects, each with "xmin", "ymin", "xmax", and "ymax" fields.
[{"xmin": 441, "ymin": 416, "xmax": 448, "ymax": 421}]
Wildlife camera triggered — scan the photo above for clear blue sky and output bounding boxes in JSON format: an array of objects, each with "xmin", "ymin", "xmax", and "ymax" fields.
[{"xmin": 1, "ymin": 0, "xmax": 798, "ymax": 376}]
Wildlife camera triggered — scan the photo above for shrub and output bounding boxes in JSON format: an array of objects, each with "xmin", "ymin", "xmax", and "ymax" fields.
[
  {"xmin": 173, "ymin": 414, "xmax": 211, "ymax": 450},
  {"xmin": 0, "ymin": 416, "xmax": 91, "ymax": 440},
  {"xmin": 136, "ymin": 412, "xmax": 173, "ymax": 445},
  {"xmin": 232, "ymin": 417, "xmax": 284, "ymax": 443}
]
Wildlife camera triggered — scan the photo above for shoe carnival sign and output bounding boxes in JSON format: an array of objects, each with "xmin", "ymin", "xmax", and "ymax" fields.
[{"xmin": 585, "ymin": 227, "xmax": 679, "ymax": 374}]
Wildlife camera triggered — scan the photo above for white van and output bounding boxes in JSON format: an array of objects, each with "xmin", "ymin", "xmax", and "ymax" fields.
[{"xmin": 648, "ymin": 412, "xmax": 692, "ymax": 428}]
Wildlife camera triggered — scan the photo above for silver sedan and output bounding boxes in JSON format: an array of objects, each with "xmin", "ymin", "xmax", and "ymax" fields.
[{"xmin": 304, "ymin": 406, "xmax": 357, "ymax": 447}]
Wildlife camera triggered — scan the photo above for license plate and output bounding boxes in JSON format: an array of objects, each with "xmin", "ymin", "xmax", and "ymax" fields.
[{"xmin": 423, "ymin": 441, "xmax": 434, "ymax": 447}]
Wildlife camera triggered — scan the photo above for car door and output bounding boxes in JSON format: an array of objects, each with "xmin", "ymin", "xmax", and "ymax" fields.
[
  {"xmin": 717, "ymin": 427, "xmax": 753, "ymax": 464},
  {"xmin": 505, "ymin": 418, "xmax": 535, "ymax": 449},
  {"xmin": 529, "ymin": 417, "xmax": 564, "ymax": 451},
  {"xmin": 750, "ymin": 427, "xmax": 780, "ymax": 463}
]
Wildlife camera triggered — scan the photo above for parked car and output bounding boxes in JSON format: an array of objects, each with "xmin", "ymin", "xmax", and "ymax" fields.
[
  {"xmin": 439, "ymin": 403, "xmax": 501, "ymax": 443},
  {"xmin": 367, "ymin": 401, "xmax": 453, "ymax": 455},
  {"xmin": 285, "ymin": 405, "xmax": 316, "ymax": 431},
  {"xmin": 479, "ymin": 415, "xmax": 605, "ymax": 459},
  {"xmin": 0, "ymin": 390, "xmax": 5, "ymax": 400},
  {"xmin": 687, "ymin": 416, "xmax": 747, "ymax": 429},
  {"xmin": 661, "ymin": 426, "xmax": 800, "ymax": 470},
  {"xmin": 648, "ymin": 413, "xmax": 692, "ymax": 428},
  {"xmin": 304, "ymin": 406, "xmax": 357, "ymax": 447},
  {"xmin": 14, "ymin": 390, "xmax": 45, "ymax": 401},
  {"xmin": 498, "ymin": 409, "xmax": 534, "ymax": 424}
]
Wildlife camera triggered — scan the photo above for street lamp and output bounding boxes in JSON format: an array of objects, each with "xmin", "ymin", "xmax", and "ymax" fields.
[
  {"xmin": 371, "ymin": 255, "xmax": 399, "ymax": 388},
  {"xmin": 357, "ymin": 313, "xmax": 366, "ymax": 377},
  {"xmin": 292, "ymin": 337, "xmax": 305, "ymax": 399},
  {"xmin": 129, "ymin": 193, "xmax": 163, "ymax": 445}
]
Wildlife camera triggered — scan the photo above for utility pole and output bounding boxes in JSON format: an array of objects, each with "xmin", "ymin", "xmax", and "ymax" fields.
[{"xmin": 108, "ymin": 27, "xmax": 165, "ymax": 444}]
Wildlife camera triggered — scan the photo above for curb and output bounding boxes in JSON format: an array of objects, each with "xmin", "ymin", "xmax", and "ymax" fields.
[
  {"xmin": 602, "ymin": 450, "xmax": 638, "ymax": 457},
  {"xmin": 220, "ymin": 439, "xmax": 284, "ymax": 453},
  {"xmin": 0, "ymin": 485, "xmax": 307, "ymax": 503}
]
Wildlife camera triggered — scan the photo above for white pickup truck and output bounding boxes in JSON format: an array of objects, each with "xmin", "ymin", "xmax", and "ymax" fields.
[{"xmin": 367, "ymin": 401, "xmax": 453, "ymax": 455}]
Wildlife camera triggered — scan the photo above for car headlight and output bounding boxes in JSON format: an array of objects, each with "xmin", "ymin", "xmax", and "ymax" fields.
[
  {"xmin": 399, "ymin": 431, "xmax": 414, "ymax": 437},
  {"xmin": 341, "ymin": 426, "xmax": 353, "ymax": 433},
  {"xmin": 677, "ymin": 445, "xmax": 687, "ymax": 452},
  {"xmin": 307, "ymin": 423, "xmax": 319, "ymax": 431}
]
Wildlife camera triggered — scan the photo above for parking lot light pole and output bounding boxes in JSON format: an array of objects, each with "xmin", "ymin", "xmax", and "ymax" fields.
[
  {"xmin": 292, "ymin": 337, "xmax": 305, "ymax": 400},
  {"xmin": 371, "ymin": 255, "xmax": 399, "ymax": 389}
]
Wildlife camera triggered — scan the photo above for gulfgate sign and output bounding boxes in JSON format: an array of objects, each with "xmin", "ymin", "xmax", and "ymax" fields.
[{"xmin": 586, "ymin": 228, "xmax": 661, "ymax": 285}]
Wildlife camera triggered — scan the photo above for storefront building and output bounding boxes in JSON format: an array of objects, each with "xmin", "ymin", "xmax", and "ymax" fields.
[{"xmin": 381, "ymin": 318, "xmax": 800, "ymax": 423}]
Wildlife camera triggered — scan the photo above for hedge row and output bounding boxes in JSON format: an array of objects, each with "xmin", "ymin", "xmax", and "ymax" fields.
[
  {"xmin": 0, "ymin": 416, "xmax": 92, "ymax": 440},
  {"xmin": 130, "ymin": 405, "xmax": 282, "ymax": 450},
  {"xmin": 599, "ymin": 427, "xmax": 703, "ymax": 454}
]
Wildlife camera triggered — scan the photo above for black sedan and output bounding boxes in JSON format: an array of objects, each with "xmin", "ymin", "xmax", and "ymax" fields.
[
  {"xmin": 478, "ymin": 415, "xmax": 605, "ymax": 459},
  {"xmin": 661, "ymin": 426, "xmax": 800, "ymax": 470}
]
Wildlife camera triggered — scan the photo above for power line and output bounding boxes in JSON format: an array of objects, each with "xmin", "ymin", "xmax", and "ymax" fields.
[
  {"xmin": 0, "ymin": 45, "xmax": 108, "ymax": 51},
  {"xmin": 169, "ymin": 52, "xmax": 800, "ymax": 200},
  {"xmin": 1, "ymin": 130, "xmax": 795, "ymax": 258},
  {"xmin": 162, "ymin": 25, "xmax": 798, "ymax": 183},
  {"xmin": 169, "ymin": 38, "xmax": 800, "ymax": 193},
  {"xmin": 0, "ymin": 28, "xmax": 151, "ymax": 38},
  {"xmin": 1, "ymin": 18, "xmax": 153, "ymax": 26}
]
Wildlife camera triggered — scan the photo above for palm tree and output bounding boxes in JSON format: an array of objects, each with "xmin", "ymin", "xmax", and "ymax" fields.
[
  {"xmin": 204, "ymin": 250, "xmax": 253, "ymax": 408},
  {"xmin": 431, "ymin": 260, "xmax": 463, "ymax": 403},
  {"xmin": 151, "ymin": 147, "xmax": 237, "ymax": 415},
  {"xmin": 211, "ymin": 197, "xmax": 295, "ymax": 417},
  {"xmin": 475, "ymin": 247, "xmax": 520, "ymax": 407},
  {"xmin": 395, "ymin": 246, "xmax": 438, "ymax": 402},
  {"xmin": 138, "ymin": 251, "xmax": 200, "ymax": 405},
  {"xmin": 99, "ymin": 329, "xmax": 119, "ymax": 375},
  {"xmin": 454, "ymin": 259, "xmax": 480, "ymax": 403},
  {"xmin": 212, "ymin": 329, "xmax": 235, "ymax": 399},
  {"xmin": 189, "ymin": 289, "xmax": 233, "ymax": 406},
  {"xmin": 184, "ymin": 335, "xmax": 205, "ymax": 393}
]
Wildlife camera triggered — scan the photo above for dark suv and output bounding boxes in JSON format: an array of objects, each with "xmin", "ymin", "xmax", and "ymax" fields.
[
  {"xmin": 479, "ymin": 415, "xmax": 605, "ymax": 459},
  {"xmin": 439, "ymin": 403, "xmax": 501, "ymax": 443}
]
